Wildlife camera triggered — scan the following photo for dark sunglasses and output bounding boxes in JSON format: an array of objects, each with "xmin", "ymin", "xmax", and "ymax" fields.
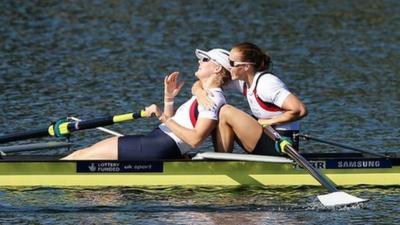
[{"xmin": 201, "ymin": 57, "xmax": 211, "ymax": 62}]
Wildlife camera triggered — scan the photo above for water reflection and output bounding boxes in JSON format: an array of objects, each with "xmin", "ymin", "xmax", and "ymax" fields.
[{"xmin": 2, "ymin": 186, "xmax": 397, "ymax": 224}]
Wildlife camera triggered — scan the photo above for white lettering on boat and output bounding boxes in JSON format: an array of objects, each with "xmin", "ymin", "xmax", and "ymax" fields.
[
  {"xmin": 294, "ymin": 161, "xmax": 326, "ymax": 169},
  {"xmin": 98, "ymin": 162, "xmax": 119, "ymax": 167},
  {"xmin": 90, "ymin": 162, "xmax": 121, "ymax": 172},
  {"xmin": 338, "ymin": 160, "xmax": 380, "ymax": 168},
  {"xmin": 98, "ymin": 167, "xmax": 120, "ymax": 172},
  {"xmin": 133, "ymin": 164, "xmax": 152, "ymax": 170}
]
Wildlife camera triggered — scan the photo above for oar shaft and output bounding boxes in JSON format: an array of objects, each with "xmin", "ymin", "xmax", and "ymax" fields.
[
  {"xmin": 67, "ymin": 116, "xmax": 115, "ymax": 132},
  {"xmin": 0, "ymin": 111, "xmax": 144, "ymax": 144},
  {"xmin": 284, "ymin": 143, "xmax": 338, "ymax": 192},
  {"xmin": 65, "ymin": 112, "xmax": 143, "ymax": 133},
  {"xmin": 298, "ymin": 134, "xmax": 387, "ymax": 158},
  {"xmin": 68, "ymin": 116, "xmax": 123, "ymax": 137},
  {"xmin": 264, "ymin": 126, "xmax": 338, "ymax": 192},
  {"xmin": 0, "ymin": 142, "xmax": 72, "ymax": 153},
  {"xmin": 264, "ymin": 126, "xmax": 368, "ymax": 206},
  {"xmin": 0, "ymin": 128, "xmax": 49, "ymax": 144}
]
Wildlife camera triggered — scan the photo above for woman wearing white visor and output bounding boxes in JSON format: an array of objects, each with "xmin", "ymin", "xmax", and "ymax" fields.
[
  {"xmin": 193, "ymin": 43, "xmax": 308, "ymax": 156},
  {"xmin": 62, "ymin": 48, "xmax": 231, "ymax": 160}
]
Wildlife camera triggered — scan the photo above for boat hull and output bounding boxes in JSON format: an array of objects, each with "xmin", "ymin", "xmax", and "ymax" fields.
[{"xmin": 1, "ymin": 154, "xmax": 399, "ymax": 186}]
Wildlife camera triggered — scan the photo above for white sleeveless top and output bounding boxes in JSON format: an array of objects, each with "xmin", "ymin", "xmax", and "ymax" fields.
[
  {"xmin": 159, "ymin": 88, "xmax": 226, "ymax": 154},
  {"xmin": 225, "ymin": 72, "xmax": 300, "ymax": 131}
]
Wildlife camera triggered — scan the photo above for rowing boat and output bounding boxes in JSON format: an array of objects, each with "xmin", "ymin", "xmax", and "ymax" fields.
[
  {"xmin": 0, "ymin": 152, "xmax": 398, "ymax": 187},
  {"xmin": 0, "ymin": 107, "xmax": 394, "ymax": 206}
]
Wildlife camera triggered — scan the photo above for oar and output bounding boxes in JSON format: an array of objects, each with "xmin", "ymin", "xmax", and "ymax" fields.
[
  {"xmin": 263, "ymin": 126, "xmax": 367, "ymax": 207},
  {"xmin": 0, "ymin": 142, "xmax": 72, "ymax": 155},
  {"xmin": 0, "ymin": 110, "xmax": 146, "ymax": 144},
  {"xmin": 298, "ymin": 133, "xmax": 387, "ymax": 158},
  {"xmin": 68, "ymin": 116, "xmax": 124, "ymax": 137}
]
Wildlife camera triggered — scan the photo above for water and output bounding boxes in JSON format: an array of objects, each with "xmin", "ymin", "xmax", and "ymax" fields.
[
  {"xmin": 0, "ymin": 186, "xmax": 398, "ymax": 224},
  {"xmin": 0, "ymin": 0, "xmax": 399, "ymax": 224}
]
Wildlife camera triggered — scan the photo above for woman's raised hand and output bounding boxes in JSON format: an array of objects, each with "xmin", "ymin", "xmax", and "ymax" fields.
[{"xmin": 164, "ymin": 72, "xmax": 184, "ymax": 100}]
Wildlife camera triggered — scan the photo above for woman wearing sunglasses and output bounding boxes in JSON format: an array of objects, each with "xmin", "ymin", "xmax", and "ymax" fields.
[
  {"xmin": 62, "ymin": 48, "xmax": 231, "ymax": 160},
  {"xmin": 193, "ymin": 42, "xmax": 307, "ymax": 156}
]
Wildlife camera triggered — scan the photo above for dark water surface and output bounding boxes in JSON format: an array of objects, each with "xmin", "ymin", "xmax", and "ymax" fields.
[
  {"xmin": 0, "ymin": 0, "xmax": 399, "ymax": 224},
  {"xmin": 0, "ymin": 186, "xmax": 399, "ymax": 224}
]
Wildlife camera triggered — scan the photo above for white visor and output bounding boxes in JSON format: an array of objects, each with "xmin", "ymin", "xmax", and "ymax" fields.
[{"xmin": 195, "ymin": 48, "xmax": 231, "ymax": 71}]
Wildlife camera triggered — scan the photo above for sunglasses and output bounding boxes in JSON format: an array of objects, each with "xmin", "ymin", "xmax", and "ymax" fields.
[
  {"xmin": 229, "ymin": 59, "xmax": 255, "ymax": 67},
  {"xmin": 201, "ymin": 57, "xmax": 211, "ymax": 62},
  {"xmin": 200, "ymin": 57, "xmax": 220, "ymax": 67}
]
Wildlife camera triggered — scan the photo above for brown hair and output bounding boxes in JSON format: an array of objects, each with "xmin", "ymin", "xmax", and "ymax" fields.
[
  {"xmin": 232, "ymin": 42, "xmax": 271, "ymax": 72},
  {"xmin": 216, "ymin": 68, "xmax": 231, "ymax": 87}
]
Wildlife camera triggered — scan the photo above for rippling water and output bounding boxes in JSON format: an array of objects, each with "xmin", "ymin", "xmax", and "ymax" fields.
[
  {"xmin": 0, "ymin": 186, "xmax": 399, "ymax": 224},
  {"xmin": 0, "ymin": 0, "xmax": 399, "ymax": 224}
]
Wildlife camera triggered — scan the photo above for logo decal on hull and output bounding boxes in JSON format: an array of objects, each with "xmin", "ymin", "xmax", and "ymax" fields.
[
  {"xmin": 294, "ymin": 159, "xmax": 392, "ymax": 169},
  {"xmin": 328, "ymin": 159, "xmax": 392, "ymax": 169},
  {"xmin": 77, "ymin": 161, "xmax": 164, "ymax": 173}
]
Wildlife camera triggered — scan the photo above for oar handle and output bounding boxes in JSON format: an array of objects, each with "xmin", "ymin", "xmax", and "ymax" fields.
[
  {"xmin": 49, "ymin": 110, "xmax": 146, "ymax": 137},
  {"xmin": 263, "ymin": 125, "xmax": 281, "ymax": 141}
]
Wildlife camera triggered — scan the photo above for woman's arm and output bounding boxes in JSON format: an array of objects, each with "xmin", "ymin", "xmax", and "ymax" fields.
[
  {"xmin": 160, "ymin": 89, "xmax": 225, "ymax": 148},
  {"xmin": 146, "ymin": 103, "xmax": 218, "ymax": 148},
  {"xmin": 146, "ymin": 73, "xmax": 222, "ymax": 148},
  {"xmin": 161, "ymin": 117, "xmax": 217, "ymax": 148},
  {"xmin": 258, "ymin": 93, "xmax": 308, "ymax": 126},
  {"xmin": 145, "ymin": 104, "xmax": 217, "ymax": 148}
]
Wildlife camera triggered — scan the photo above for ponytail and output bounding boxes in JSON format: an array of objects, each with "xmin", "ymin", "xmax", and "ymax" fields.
[{"xmin": 259, "ymin": 53, "xmax": 271, "ymax": 71}]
